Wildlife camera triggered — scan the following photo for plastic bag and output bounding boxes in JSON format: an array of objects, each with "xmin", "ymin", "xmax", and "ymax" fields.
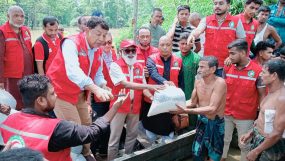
[
  {"xmin": 147, "ymin": 86, "xmax": 186, "ymax": 117},
  {"xmin": 0, "ymin": 89, "xmax": 17, "ymax": 109}
]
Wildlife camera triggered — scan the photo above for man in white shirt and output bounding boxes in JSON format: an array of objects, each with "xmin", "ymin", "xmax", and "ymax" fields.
[
  {"xmin": 46, "ymin": 16, "xmax": 113, "ymax": 161},
  {"xmin": 107, "ymin": 39, "xmax": 163, "ymax": 160}
]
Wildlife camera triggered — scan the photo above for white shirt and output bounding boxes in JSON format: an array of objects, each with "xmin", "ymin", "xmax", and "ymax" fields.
[
  {"xmin": 109, "ymin": 62, "xmax": 146, "ymax": 100},
  {"xmin": 62, "ymin": 38, "xmax": 106, "ymax": 90}
]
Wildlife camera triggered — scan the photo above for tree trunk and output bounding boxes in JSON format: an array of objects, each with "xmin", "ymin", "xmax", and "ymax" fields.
[{"xmin": 133, "ymin": 0, "xmax": 138, "ymax": 41}]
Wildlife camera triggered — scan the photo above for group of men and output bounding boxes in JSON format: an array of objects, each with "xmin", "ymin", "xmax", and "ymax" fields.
[{"xmin": 0, "ymin": 0, "xmax": 285, "ymax": 161}]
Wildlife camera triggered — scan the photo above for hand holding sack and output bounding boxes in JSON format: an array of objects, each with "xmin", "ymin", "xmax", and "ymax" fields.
[{"xmin": 147, "ymin": 86, "xmax": 189, "ymax": 130}]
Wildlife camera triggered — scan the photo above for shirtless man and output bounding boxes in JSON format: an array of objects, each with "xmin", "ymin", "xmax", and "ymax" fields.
[
  {"xmin": 240, "ymin": 59, "xmax": 285, "ymax": 161},
  {"xmin": 254, "ymin": 6, "xmax": 282, "ymax": 49},
  {"xmin": 172, "ymin": 56, "xmax": 227, "ymax": 161}
]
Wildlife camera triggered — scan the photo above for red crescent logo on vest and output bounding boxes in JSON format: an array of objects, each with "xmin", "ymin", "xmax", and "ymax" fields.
[
  {"xmin": 173, "ymin": 61, "xmax": 179, "ymax": 67},
  {"xmin": 78, "ymin": 49, "xmax": 87, "ymax": 56},
  {"xmin": 25, "ymin": 31, "xmax": 30, "ymax": 37},
  {"xmin": 8, "ymin": 135, "xmax": 26, "ymax": 148},
  {"xmin": 251, "ymin": 25, "xmax": 255, "ymax": 31},
  {"xmin": 135, "ymin": 68, "xmax": 140, "ymax": 76},
  {"xmin": 248, "ymin": 70, "xmax": 255, "ymax": 78},
  {"xmin": 229, "ymin": 21, "xmax": 235, "ymax": 28}
]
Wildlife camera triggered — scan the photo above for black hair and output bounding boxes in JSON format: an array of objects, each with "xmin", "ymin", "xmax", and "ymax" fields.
[
  {"xmin": 138, "ymin": 26, "xmax": 151, "ymax": 34},
  {"xmin": 177, "ymin": 5, "xmax": 190, "ymax": 13},
  {"xmin": 77, "ymin": 15, "xmax": 89, "ymax": 25},
  {"xmin": 228, "ymin": 39, "xmax": 248, "ymax": 53},
  {"xmin": 226, "ymin": 0, "xmax": 231, "ymax": 4},
  {"xmin": 18, "ymin": 74, "xmax": 50, "ymax": 107},
  {"xmin": 257, "ymin": 5, "xmax": 271, "ymax": 14},
  {"xmin": 245, "ymin": 0, "xmax": 263, "ymax": 6},
  {"xmin": 43, "ymin": 16, "xmax": 58, "ymax": 27},
  {"xmin": 152, "ymin": 8, "xmax": 162, "ymax": 16},
  {"xmin": 0, "ymin": 148, "xmax": 44, "ymax": 161},
  {"xmin": 200, "ymin": 56, "xmax": 219, "ymax": 69},
  {"xmin": 179, "ymin": 32, "xmax": 190, "ymax": 41},
  {"xmin": 87, "ymin": 16, "xmax": 109, "ymax": 30},
  {"xmin": 264, "ymin": 59, "xmax": 285, "ymax": 81},
  {"xmin": 280, "ymin": 46, "xmax": 285, "ymax": 56},
  {"xmin": 254, "ymin": 41, "xmax": 275, "ymax": 57}
]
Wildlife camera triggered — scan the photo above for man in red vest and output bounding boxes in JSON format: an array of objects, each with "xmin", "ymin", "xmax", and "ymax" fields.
[
  {"xmin": 34, "ymin": 16, "xmax": 62, "ymax": 75},
  {"xmin": 141, "ymin": 36, "xmax": 184, "ymax": 144},
  {"xmin": 0, "ymin": 6, "xmax": 33, "ymax": 110},
  {"xmin": 90, "ymin": 32, "xmax": 117, "ymax": 156},
  {"xmin": 0, "ymin": 74, "xmax": 127, "ymax": 161},
  {"xmin": 77, "ymin": 15, "xmax": 91, "ymax": 33},
  {"xmin": 187, "ymin": 0, "xmax": 245, "ymax": 77},
  {"xmin": 222, "ymin": 39, "xmax": 266, "ymax": 161},
  {"xmin": 107, "ymin": 39, "xmax": 163, "ymax": 160},
  {"xmin": 235, "ymin": 0, "xmax": 262, "ymax": 52},
  {"xmin": 46, "ymin": 16, "xmax": 113, "ymax": 161},
  {"xmin": 136, "ymin": 27, "xmax": 159, "ymax": 78}
]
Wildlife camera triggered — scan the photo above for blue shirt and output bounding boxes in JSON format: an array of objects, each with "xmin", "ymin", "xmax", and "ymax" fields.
[
  {"xmin": 146, "ymin": 55, "xmax": 184, "ymax": 90},
  {"xmin": 268, "ymin": 3, "xmax": 285, "ymax": 42}
]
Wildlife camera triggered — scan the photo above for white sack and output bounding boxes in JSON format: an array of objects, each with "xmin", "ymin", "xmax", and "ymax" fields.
[
  {"xmin": 0, "ymin": 89, "xmax": 17, "ymax": 109},
  {"xmin": 147, "ymin": 86, "xmax": 186, "ymax": 117}
]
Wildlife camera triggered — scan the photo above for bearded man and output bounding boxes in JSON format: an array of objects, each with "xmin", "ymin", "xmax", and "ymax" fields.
[{"xmin": 0, "ymin": 5, "xmax": 33, "ymax": 110}]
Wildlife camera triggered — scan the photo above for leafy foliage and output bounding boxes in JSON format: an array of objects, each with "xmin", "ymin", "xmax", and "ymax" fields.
[
  {"xmin": 0, "ymin": 0, "xmax": 278, "ymax": 45},
  {"xmin": 0, "ymin": 0, "xmax": 132, "ymax": 28}
]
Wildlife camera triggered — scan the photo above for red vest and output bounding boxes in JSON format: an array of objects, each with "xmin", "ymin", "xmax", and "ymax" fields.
[
  {"xmin": 145, "ymin": 53, "xmax": 182, "ymax": 103},
  {"xmin": 204, "ymin": 14, "xmax": 239, "ymax": 67},
  {"xmin": 136, "ymin": 46, "xmax": 159, "ymax": 66},
  {"xmin": 236, "ymin": 13, "xmax": 258, "ymax": 49},
  {"xmin": 0, "ymin": 112, "xmax": 71, "ymax": 161},
  {"xmin": 224, "ymin": 61, "xmax": 262, "ymax": 120},
  {"xmin": 46, "ymin": 33, "xmax": 101, "ymax": 104},
  {"xmin": 33, "ymin": 33, "xmax": 61, "ymax": 71},
  {"xmin": 109, "ymin": 58, "xmax": 144, "ymax": 114},
  {"xmin": 101, "ymin": 48, "xmax": 117, "ymax": 89},
  {"xmin": 0, "ymin": 21, "xmax": 32, "ymax": 78},
  {"xmin": 93, "ymin": 48, "xmax": 117, "ymax": 102}
]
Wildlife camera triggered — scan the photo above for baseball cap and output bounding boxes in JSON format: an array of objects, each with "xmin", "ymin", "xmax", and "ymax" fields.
[{"xmin": 120, "ymin": 39, "xmax": 137, "ymax": 49}]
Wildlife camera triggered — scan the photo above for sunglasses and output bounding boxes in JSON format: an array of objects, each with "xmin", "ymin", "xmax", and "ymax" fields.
[{"xmin": 124, "ymin": 48, "xmax": 136, "ymax": 54}]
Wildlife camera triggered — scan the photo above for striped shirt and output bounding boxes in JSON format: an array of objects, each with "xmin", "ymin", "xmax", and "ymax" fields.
[{"xmin": 171, "ymin": 23, "xmax": 200, "ymax": 52}]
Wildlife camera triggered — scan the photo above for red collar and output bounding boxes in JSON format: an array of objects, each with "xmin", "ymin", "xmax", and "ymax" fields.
[
  {"xmin": 4, "ymin": 21, "xmax": 24, "ymax": 33},
  {"xmin": 239, "ymin": 13, "xmax": 253, "ymax": 24},
  {"xmin": 42, "ymin": 33, "xmax": 59, "ymax": 44}
]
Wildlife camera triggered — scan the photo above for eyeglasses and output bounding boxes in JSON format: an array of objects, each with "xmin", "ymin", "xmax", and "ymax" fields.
[
  {"xmin": 104, "ymin": 40, "xmax": 112, "ymax": 45},
  {"xmin": 124, "ymin": 48, "xmax": 136, "ymax": 54}
]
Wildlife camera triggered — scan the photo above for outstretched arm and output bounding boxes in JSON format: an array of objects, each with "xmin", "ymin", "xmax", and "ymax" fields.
[
  {"xmin": 166, "ymin": 16, "xmax": 178, "ymax": 40},
  {"xmin": 48, "ymin": 91, "xmax": 129, "ymax": 152},
  {"xmin": 187, "ymin": 18, "xmax": 206, "ymax": 45}
]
